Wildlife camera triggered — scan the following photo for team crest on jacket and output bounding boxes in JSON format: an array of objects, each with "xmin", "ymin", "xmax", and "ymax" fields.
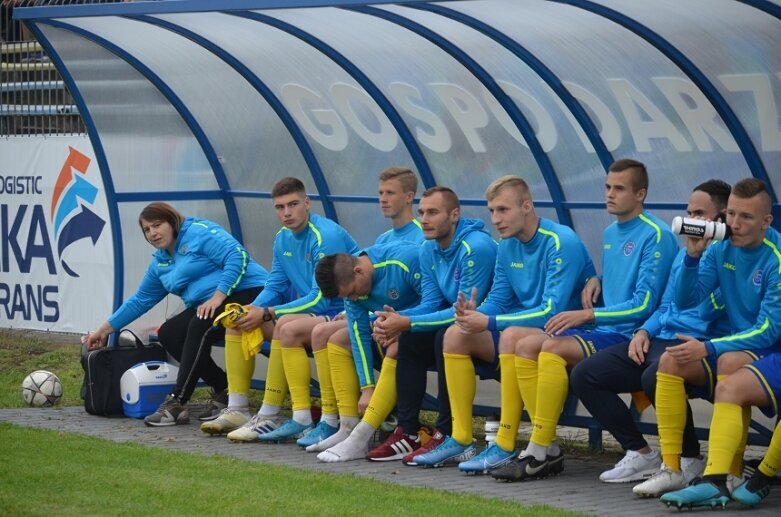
[
  {"xmin": 388, "ymin": 288, "xmax": 399, "ymax": 300},
  {"xmin": 179, "ymin": 244, "xmax": 188, "ymax": 255},
  {"xmin": 453, "ymin": 267, "xmax": 461, "ymax": 282},
  {"xmin": 623, "ymin": 241, "xmax": 635, "ymax": 256},
  {"xmin": 753, "ymin": 269, "xmax": 764, "ymax": 287}
]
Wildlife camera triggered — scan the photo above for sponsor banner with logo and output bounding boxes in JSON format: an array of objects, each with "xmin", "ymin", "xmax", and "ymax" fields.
[{"xmin": 0, "ymin": 136, "xmax": 113, "ymax": 332}]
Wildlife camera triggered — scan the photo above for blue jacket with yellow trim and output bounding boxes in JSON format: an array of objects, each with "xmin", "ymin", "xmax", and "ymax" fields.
[
  {"xmin": 400, "ymin": 218, "xmax": 497, "ymax": 331},
  {"xmin": 109, "ymin": 217, "xmax": 268, "ymax": 330},
  {"xmin": 345, "ymin": 243, "xmax": 422, "ymax": 388},
  {"xmin": 252, "ymin": 213, "xmax": 359, "ymax": 315},
  {"xmin": 374, "ymin": 219, "xmax": 425, "ymax": 245},
  {"xmin": 676, "ymin": 227, "xmax": 781, "ymax": 356},
  {"xmin": 593, "ymin": 211, "xmax": 678, "ymax": 337},
  {"xmin": 478, "ymin": 217, "xmax": 596, "ymax": 331},
  {"xmin": 640, "ymin": 248, "xmax": 729, "ymax": 340}
]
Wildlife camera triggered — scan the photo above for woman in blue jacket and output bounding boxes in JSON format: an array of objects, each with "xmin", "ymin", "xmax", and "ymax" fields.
[{"xmin": 83, "ymin": 202, "xmax": 268, "ymax": 427}]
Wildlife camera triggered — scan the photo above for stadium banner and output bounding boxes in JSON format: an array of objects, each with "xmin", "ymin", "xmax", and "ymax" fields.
[{"xmin": 0, "ymin": 135, "xmax": 113, "ymax": 332}]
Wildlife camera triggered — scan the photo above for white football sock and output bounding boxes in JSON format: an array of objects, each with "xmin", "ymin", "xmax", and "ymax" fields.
[
  {"xmin": 317, "ymin": 421, "xmax": 374, "ymax": 463},
  {"xmin": 307, "ymin": 416, "xmax": 359, "ymax": 453}
]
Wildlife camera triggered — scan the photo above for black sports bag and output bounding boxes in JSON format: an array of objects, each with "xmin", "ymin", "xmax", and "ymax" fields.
[{"xmin": 80, "ymin": 330, "xmax": 167, "ymax": 416}]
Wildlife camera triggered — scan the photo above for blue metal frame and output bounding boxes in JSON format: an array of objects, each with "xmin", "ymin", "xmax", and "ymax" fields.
[
  {"xmin": 737, "ymin": 0, "xmax": 781, "ymax": 19},
  {"xmin": 230, "ymin": 10, "xmax": 437, "ymax": 190},
  {"xmin": 38, "ymin": 19, "xmax": 246, "ymax": 245},
  {"xmin": 15, "ymin": 0, "xmax": 455, "ymax": 20},
  {"xmin": 25, "ymin": 22, "xmax": 126, "ymax": 312},
  {"xmin": 130, "ymin": 14, "xmax": 338, "ymax": 222},
  {"xmin": 348, "ymin": 5, "xmax": 573, "ymax": 226},
  {"xmin": 412, "ymin": 2, "xmax": 614, "ymax": 171},
  {"xmin": 552, "ymin": 0, "xmax": 781, "ymax": 223}
]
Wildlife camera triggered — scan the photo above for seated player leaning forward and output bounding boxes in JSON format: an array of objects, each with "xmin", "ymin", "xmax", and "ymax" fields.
[{"xmin": 313, "ymin": 242, "xmax": 427, "ymax": 463}]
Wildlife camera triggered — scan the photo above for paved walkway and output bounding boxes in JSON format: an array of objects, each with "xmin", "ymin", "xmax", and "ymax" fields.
[{"xmin": 3, "ymin": 406, "xmax": 779, "ymax": 516}]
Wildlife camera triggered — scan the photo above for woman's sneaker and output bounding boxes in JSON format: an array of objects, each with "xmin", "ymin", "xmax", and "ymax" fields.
[
  {"xmin": 196, "ymin": 388, "xmax": 228, "ymax": 422},
  {"xmin": 144, "ymin": 395, "xmax": 189, "ymax": 427}
]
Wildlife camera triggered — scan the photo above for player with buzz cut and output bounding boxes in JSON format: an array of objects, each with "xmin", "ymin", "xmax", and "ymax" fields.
[
  {"xmin": 491, "ymin": 159, "xmax": 678, "ymax": 482},
  {"xmin": 200, "ymin": 176, "xmax": 358, "ymax": 440},
  {"xmin": 297, "ymin": 165, "xmax": 424, "ymax": 450},
  {"xmin": 570, "ymin": 179, "xmax": 731, "ymax": 491},
  {"xmin": 357, "ymin": 186, "xmax": 497, "ymax": 464},
  {"xmin": 409, "ymin": 175, "xmax": 595, "ymax": 470},
  {"xmin": 312, "ymin": 243, "xmax": 427, "ymax": 463},
  {"xmin": 658, "ymin": 178, "xmax": 781, "ymax": 509}
]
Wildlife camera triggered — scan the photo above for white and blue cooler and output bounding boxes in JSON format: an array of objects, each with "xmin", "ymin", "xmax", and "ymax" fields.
[{"xmin": 119, "ymin": 361, "xmax": 179, "ymax": 418}]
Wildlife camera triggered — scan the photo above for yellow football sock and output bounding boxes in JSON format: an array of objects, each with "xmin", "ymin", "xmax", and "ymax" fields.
[
  {"xmin": 313, "ymin": 348, "xmax": 337, "ymax": 418},
  {"xmin": 363, "ymin": 357, "xmax": 397, "ymax": 429},
  {"xmin": 729, "ymin": 405, "xmax": 751, "ymax": 476},
  {"xmin": 328, "ymin": 343, "xmax": 359, "ymax": 418},
  {"xmin": 530, "ymin": 352, "xmax": 569, "ymax": 448},
  {"xmin": 281, "ymin": 346, "xmax": 311, "ymax": 411},
  {"xmin": 225, "ymin": 333, "xmax": 253, "ymax": 395},
  {"xmin": 759, "ymin": 423, "xmax": 781, "ymax": 477},
  {"xmin": 445, "ymin": 352, "xmax": 476, "ymax": 445},
  {"xmin": 262, "ymin": 339, "xmax": 288, "ymax": 406},
  {"xmin": 515, "ymin": 356, "xmax": 538, "ymax": 422},
  {"xmin": 495, "ymin": 354, "xmax": 520, "ymax": 451},
  {"xmin": 656, "ymin": 372, "xmax": 687, "ymax": 472},
  {"xmin": 704, "ymin": 402, "xmax": 744, "ymax": 476}
]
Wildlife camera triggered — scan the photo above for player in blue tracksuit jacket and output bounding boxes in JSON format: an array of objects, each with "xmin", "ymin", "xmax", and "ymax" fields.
[
  {"xmin": 313, "ymin": 243, "xmax": 426, "ymax": 462},
  {"xmin": 659, "ymin": 179, "xmax": 781, "ymax": 509},
  {"xmin": 488, "ymin": 160, "xmax": 678, "ymax": 482},
  {"xmin": 84, "ymin": 202, "xmax": 268, "ymax": 427},
  {"xmin": 203, "ymin": 177, "xmax": 358, "ymax": 440},
  {"xmin": 570, "ymin": 180, "xmax": 733, "ymax": 492},
  {"xmin": 367, "ymin": 187, "xmax": 497, "ymax": 463},
  {"xmin": 413, "ymin": 176, "xmax": 596, "ymax": 470}
]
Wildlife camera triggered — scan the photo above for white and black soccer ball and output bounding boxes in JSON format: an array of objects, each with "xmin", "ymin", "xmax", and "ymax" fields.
[{"xmin": 21, "ymin": 370, "xmax": 63, "ymax": 407}]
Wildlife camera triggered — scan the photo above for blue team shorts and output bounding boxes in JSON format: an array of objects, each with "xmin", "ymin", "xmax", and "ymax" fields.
[
  {"xmin": 554, "ymin": 328, "xmax": 627, "ymax": 358},
  {"xmin": 699, "ymin": 343, "xmax": 781, "ymax": 405},
  {"xmin": 743, "ymin": 352, "xmax": 781, "ymax": 418}
]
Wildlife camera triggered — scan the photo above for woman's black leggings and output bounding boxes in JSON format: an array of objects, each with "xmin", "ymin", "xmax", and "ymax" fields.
[{"xmin": 157, "ymin": 287, "xmax": 262, "ymax": 404}]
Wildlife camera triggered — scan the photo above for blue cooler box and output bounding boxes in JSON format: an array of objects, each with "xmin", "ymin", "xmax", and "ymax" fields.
[{"xmin": 119, "ymin": 361, "xmax": 179, "ymax": 418}]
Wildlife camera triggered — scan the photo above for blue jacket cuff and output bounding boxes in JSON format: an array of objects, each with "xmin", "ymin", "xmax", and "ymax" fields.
[{"xmin": 683, "ymin": 254, "xmax": 701, "ymax": 268}]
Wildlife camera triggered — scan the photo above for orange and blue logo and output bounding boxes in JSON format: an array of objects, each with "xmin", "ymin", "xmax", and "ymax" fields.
[{"xmin": 50, "ymin": 147, "xmax": 105, "ymax": 277}]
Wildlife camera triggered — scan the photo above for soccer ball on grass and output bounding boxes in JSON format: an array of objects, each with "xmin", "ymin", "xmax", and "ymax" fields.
[{"xmin": 21, "ymin": 370, "xmax": 63, "ymax": 407}]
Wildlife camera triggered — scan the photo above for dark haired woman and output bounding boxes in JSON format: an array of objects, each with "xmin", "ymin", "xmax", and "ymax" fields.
[{"xmin": 83, "ymin": 202, "xmax": 267, "ymax": 427}]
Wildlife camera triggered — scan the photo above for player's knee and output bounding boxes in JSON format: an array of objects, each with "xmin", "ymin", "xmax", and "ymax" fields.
[
  {"xmin": 716, "ymin": 352, "xmax": 752, "ymax": 376},
  {"xmin": 498, "ymin": 332, "xmax": 517, "ymax": 355},
  {"xmin": 714, "ymin": 374, "xmax": 746, "ymax": 405},
  {"xmin": 310, "ymin": 322, "xmax": 330, "ymax": 349},
  {"xmin": 443, "ymin": 324, "xmax": 465, "ymax": 352},
  {"xmin": 657, "ymin": 351, "xmax": 679, "ymax": 374}
]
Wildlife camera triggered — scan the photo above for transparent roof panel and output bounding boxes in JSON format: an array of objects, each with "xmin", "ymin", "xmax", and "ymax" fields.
[
  {"xmin": 266, "ymin": 6, "xmax": 546, "ymax": 201},
  {"xmin": 39, "ymin": 24, "xmax": 217, "ymax": 194},
  {"xmin": 446, "ymin": 0, "xmax": 752, "ymax": 205}
]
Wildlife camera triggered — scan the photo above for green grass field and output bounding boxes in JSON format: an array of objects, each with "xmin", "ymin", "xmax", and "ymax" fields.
[{"xmin": 1, "ymin": 329, "xmax": 583, "ymax": 516}]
